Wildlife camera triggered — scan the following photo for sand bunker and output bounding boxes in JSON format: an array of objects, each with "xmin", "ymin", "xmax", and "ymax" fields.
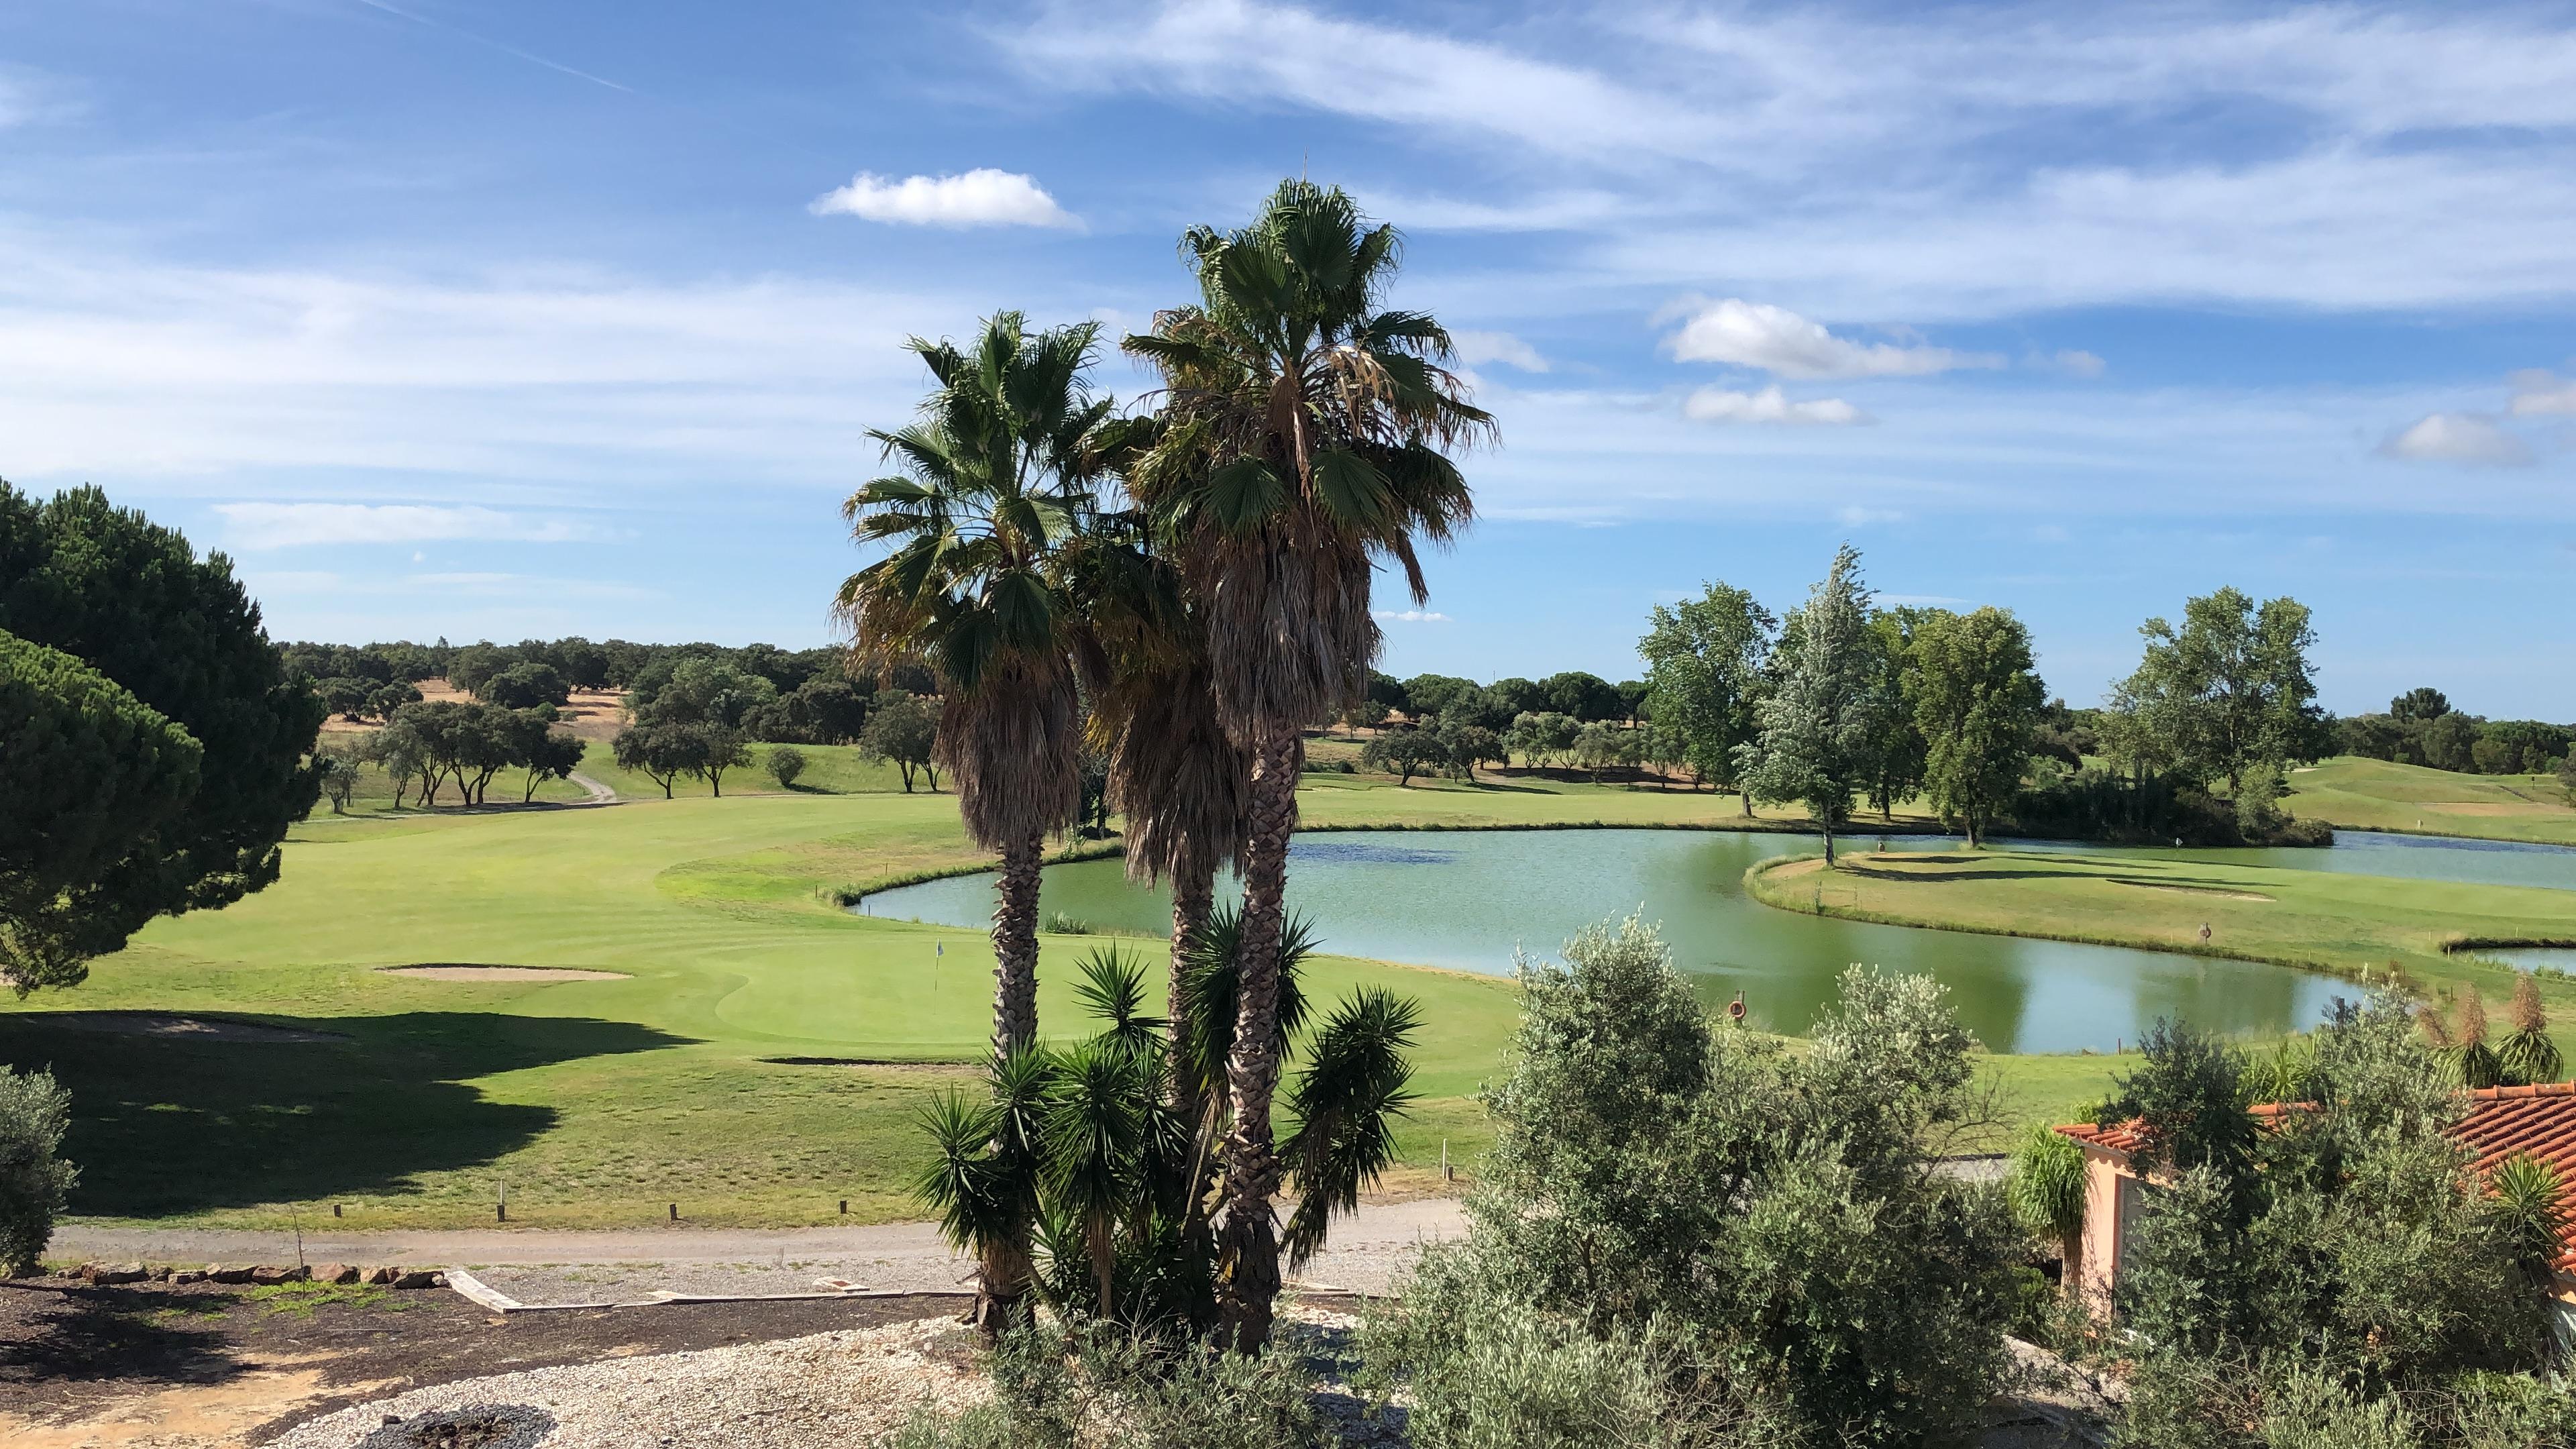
[
  {"xmin": 2111, "ymin": 879, "xmax": 2275, "ymax": 902},
  {"xmin": 378, "ymin": 965, "xmax": 631, "ymax": 981},
  {"xmin": 33, "ymin": 1012, "xmax": 348, "ymax": 1043}
]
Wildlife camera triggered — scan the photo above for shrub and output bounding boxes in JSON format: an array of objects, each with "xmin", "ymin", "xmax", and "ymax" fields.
[
  {"xmin": 1360, "ymin": 915, "xmax": 2018, "ymax": 1448},
  {"xmin": 877, "ymin": 1318, "xmax": 1324, "ymax": 1448},
  {"xmin": 766, "ymin": 745, "xmax": 808, "ymax": 789},
  {"xmin": 0, "ymin": 1066, "xmax": 76, "ymax": 1276}
]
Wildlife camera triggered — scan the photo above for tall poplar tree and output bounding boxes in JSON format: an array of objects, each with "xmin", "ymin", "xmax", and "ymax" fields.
[{"xmin": 1737, "ymin": 545, "xmax": 1879, "ymax": 866}]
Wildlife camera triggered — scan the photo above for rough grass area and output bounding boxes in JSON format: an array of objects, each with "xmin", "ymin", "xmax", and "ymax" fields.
[
  {"xmin": 2287, "ymin": 756, "xmax": 2576, "ymax": 846},
  {"xmin": 1747, "ymin": 848, "xmax": 2576, "ymax": 1054}
]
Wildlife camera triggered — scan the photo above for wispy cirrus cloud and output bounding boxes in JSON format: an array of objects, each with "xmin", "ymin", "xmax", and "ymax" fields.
[
  {"xmin": 2509, "ymin": 370, "xmax": 2576, "ymax": 417},
  {"xmin": 810, "ymin": 170, "xmax": 1079, "ymax": 229},
  {"xmin": 1010, "ymin": 2, "xmax": 2576, "ymax": 319},
  {"xmin": 1375, "ymin": 608, "xmax": 1452, "ymax": 623},
  {"xmin": 213, "ymin": 502, "xmax": 610, "ymax": 549}
]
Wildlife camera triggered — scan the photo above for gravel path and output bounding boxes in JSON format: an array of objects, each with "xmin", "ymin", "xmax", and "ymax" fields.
[
  {"xmin": 267, "ymin": 1316, "xmax": 982, "ymax": 1449},
  {"xmin": 55, "ymin": 1198, "xmax": 1466, "ymax": 1301}
]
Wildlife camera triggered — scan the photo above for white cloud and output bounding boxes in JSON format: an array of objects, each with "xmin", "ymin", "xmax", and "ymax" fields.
[
  {"xmin": 213, "ymin": 502, "xmax": 607, "ymax": 549},
  {"xmin": 0, "ymin": 223, "xmax": 983, "ymax": 490},
  {"xmin": 1374, "ymin": 608, "xmax": 1452, "ymax": 623},
  {"xmin": 1682, "ymin": 384, "xmax": 1869, "ymax": 426},
  {"xmin": 1837, "ymin": 504, "xmax": 1904, "ymax": 526},
  {"xmin": 1664, "ymin": 299, "xmax": 1994, "ymax": 379},
  {"xmin": 2049, "ymin": 350, "xmax": 2107, "ymax": 378},
  {"xmin": 2375, "ymin": 413, "xmax": 2533, "ymax": 467},
  {"xmin": 2509, "ymin": 370, "xmax": 2576, "ymax": 417},
  {"xmin": 1452, "ymin": 329, "xmax": 1548, "ymax": 372},
  {"xmin": 1013, "ymin": 3, "xmax": 2576, "ymax": 319},
  {"xmin": 809, "ymin": 169, "xmax": 1079, "ymax": 229}
]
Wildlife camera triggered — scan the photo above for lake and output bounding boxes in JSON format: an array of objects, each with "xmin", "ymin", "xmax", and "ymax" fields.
[{"xmin": 855, "ymin": 828, "xmax": 2361, "ymax": 1054}]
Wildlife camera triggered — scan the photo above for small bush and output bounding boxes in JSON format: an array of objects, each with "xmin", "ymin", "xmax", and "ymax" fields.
[
  {"xmin": 877, "ymin": 1318, "xmax": 1323, "ymax": 1448},
  {"xmin": 766, "ymin": 745, "xmax": 808, "ymax": 789},
  {"xmin": 0, "ymin": 1067, "xmax": 76, "ymax": 1277}
]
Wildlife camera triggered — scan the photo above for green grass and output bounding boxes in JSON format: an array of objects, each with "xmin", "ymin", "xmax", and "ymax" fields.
[
  {"xmin": 1746, "ymin": 847, "xmax": 2576, "ymax": 1057},
  {"xmin": 2287, "ymin": 756, "xmax": 2576, "ymax": 846},
  {"xmin": 1, "ymin": 782, "xmax": 1532, "ymax": 1230},
  {"xmin": 0, "ymin": 767, "xmax": 2171, "ymax": 1231}
]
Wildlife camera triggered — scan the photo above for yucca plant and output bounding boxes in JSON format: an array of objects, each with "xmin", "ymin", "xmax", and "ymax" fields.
[
  {"xmin": 2453, "ymin": 991, "xmax": 2504, "ymax": 1089},
  {"xmin": 2498, "ymin": 973, "xmax": 2563, "ymax": 1087},
  {"xmin": 2487, "ymin": 1151, "xmax": 2568, "ymax": 1285},
  {"xmin": 926, "ymin": 916, "xmax": 1419, "ymax": 1340},
  {"xmin": 914, "ymin": 1043, "xmax": 1052, "ymax": 1336},
  {"xmin": 2005, "ymin": 1122, "xmax": 2089, "ymax": 1301}
]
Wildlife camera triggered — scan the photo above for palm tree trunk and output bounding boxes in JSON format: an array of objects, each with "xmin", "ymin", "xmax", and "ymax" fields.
[
  {"xmin": 1215, "ymin": 725, "xmax": 1298, "ymax": 1350},
  {"xmin": 990, "ymin": 830, "xmax": 1044, "ymax": 1064},
  {"xmin": 1169, "ymin": 867, "xmax": 1214, "ymax": 1093},
  {"xmin": 971, "ymin": 1237, "xmax": 1034, "ymax": 1338}
]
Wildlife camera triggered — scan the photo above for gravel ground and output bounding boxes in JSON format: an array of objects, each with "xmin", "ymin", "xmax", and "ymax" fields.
[{"xmin": 268, "ymin": 1316, "xmax": 985, "ymax": 1449}]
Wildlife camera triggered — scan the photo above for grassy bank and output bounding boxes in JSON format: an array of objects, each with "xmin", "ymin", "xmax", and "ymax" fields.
[
  {"xmin": 3, "ymin": 771, "xmax": 2114, "ymax": 1232},
  {"xmin": 1745, "ymin": 847, "xmax": 2576, "ymax": 1049},
  {"xmin": 2286, "ymin": 756, "xmax": 2576, "ymax": 847}
]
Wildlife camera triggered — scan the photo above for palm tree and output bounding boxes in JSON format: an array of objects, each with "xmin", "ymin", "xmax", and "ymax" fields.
[
  {"xmin": 836, "ymin": 311, "xmax": 1114, "ymax": 1064},
  {"xmin": 1124, "ymin": 180, "xmax": 1488, "ymax": 1347}
]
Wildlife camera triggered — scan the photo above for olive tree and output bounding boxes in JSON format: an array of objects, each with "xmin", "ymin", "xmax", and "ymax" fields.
[
  {"xmin": 1362, "ymin": 915, "xmax": 2019, "ymax": 1447},
  {"xmin": 0, "ymin": 1066, "xmax": 76, "ymax": 1276}
]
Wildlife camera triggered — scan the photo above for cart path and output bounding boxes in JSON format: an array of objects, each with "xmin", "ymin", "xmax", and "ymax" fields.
[
  {"xmin": 49, "ymin": 1197, "xmax": 1465, "ymax": 1299},
  {"xmin": 565, "ymin": 769, "xmax": 617, "ymax": 804}
]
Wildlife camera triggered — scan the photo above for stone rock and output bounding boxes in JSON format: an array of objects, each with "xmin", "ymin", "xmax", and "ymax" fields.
[
  {"xmin": 209, "ymin": 1265, "xmax": 256, "ymax": 1284},
  {"xmin": 311, "ymin": 1263, "xmax": 358, "ymax": 1285},
  {"xmin": 360, "ymin": 1265, "xmax": 397, "ymax": 1285},
  {"xmin": 86, "ymin": 1262, "xmax": 148, "ymax": 1285},
  {"xmin": 391, "ymin": 1269, "xmax": 443, "ymax": 1289},
  {"xmin": 148, "ymin": 1265, "xmax": 172, "ymax": 1281},
  {"xmin": 249, "ymin": 1265, "xmax": 309, "ymax": 1285},
  {"xmin": 170, "ymin": 1270, "xmax": 207, "ymax": 1285}
]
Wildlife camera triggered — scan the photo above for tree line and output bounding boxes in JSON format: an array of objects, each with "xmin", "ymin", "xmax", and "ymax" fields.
[
  {"xmin": 1640, "ymin": 562, "xmax": 2333, "ymax": 855},
  {"xmin": 2338, "ymin": 686, "xmax": 2575, "ymax": 780}
]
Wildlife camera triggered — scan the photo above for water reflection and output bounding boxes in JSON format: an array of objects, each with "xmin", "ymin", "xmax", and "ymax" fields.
[{"xmin": 856, "ymin": 828, "xmax": 2343, "ymax": 1054}]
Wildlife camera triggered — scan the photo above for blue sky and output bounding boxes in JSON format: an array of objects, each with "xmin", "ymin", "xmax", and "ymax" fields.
[{"xmin": 5, "ymin": 2, "xmax": 2575, "ymax": 716}]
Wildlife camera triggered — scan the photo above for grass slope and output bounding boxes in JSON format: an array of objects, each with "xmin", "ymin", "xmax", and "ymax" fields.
[
  {"xmin": 1748, "ymin": 848, "xmax": 2576, "ymax": 1054},
  {"xmin": 4, "ymin": 770, "xmax": 2106, "ymax": 1232},
  {"xmin": 2288, "ymin": 757, "xmax": 2576, "ymax": 847}
]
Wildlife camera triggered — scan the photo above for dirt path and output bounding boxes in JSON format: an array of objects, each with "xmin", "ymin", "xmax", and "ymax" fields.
[
  {"xmin": 51, "ymin": 1198, "xmax": 1464, "ymax": 1301},
  {"xmin": 564, "ymin": 770, "xmax": 616, "ymax": 804}
]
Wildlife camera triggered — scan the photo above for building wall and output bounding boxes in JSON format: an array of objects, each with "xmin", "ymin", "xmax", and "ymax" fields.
[{"xmin": 2077, "ymin": 1145, "xmax": 2129, "ymax": 1312}]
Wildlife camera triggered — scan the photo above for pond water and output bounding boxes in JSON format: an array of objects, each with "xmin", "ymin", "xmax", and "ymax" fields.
[
  {"xmin": 2462, "ymin": 946, "xmax": 2576, "ymax": 973},
  {"xmin": 2028, "ymin": 830, "xmax": 2576, "ymax": 893},
  {"xmin": 856, "ymin": 828, "xmax": 2348, "ymax": 1054}
]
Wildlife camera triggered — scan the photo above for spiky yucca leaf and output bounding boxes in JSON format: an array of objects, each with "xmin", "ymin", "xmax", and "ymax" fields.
[
  {"xmin": 2489, "ymin": 1152, "xmax": 2569, "ymax": 1275},
  {"xmin": 1073, "ymin": 947, "xmax": 1168, "ymax": 1063},
  {"xmin": 1174, "ymin": 902, "xmax": 1316, "ymax": 1106},
  {"xmin": 1279, "ymin": 987, "xmax": 1423, "ymax": 1269}
]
